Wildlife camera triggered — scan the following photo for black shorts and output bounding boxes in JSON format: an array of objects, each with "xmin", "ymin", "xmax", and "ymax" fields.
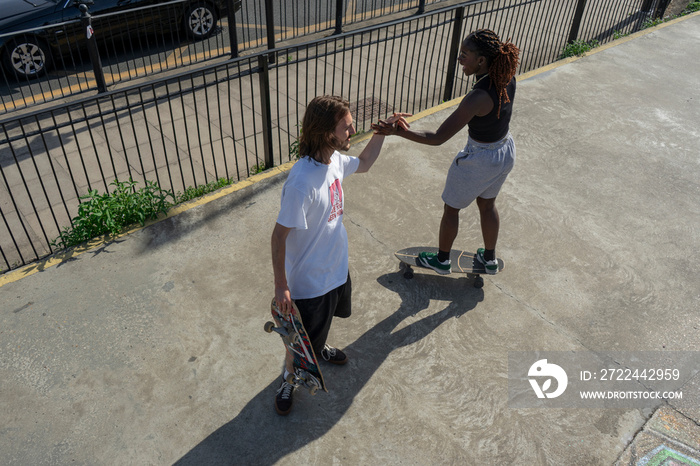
[{"xmin": 295, "ymin": 273, "xmax": 351, "ymax": 357}]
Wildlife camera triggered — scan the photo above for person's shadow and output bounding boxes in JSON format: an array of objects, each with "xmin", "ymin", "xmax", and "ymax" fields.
[{"xmin": 175, "ymin": 271, "xmax": 484, "ymax": 464}]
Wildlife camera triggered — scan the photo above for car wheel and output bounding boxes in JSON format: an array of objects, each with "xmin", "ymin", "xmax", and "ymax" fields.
[
  {"xmin": 184, "ymin": 2, "xmax": 218, "ymax": 40},
  {"xmin": 3, "ymin": 37, "xmax": 51, "ymax": 79}
]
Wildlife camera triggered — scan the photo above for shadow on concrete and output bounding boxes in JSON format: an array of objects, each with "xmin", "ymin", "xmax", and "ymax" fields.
[
  {"xmin": 134, "ymin": 174, "xmax": 286, "ymax": 256},
  {"xmin": 175, "ymin": 272, "xmax": 484, "ymax": 464}
]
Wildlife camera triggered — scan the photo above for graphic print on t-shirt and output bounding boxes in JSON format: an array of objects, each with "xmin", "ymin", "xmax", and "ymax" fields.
[{"xmin": 327, "ymin": 179, "xmax": 343, "ymax": 222}]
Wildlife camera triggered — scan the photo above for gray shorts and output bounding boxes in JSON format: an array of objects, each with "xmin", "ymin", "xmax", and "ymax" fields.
[{"xmin": 441, "ymin": 133, "xmax": 515, "ymax": 209}]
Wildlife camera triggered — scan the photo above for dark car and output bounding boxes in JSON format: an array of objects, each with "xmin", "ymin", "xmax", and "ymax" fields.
[{"xmin": 0, "ymin": 0, "xmax": 242, "ymax": 79}]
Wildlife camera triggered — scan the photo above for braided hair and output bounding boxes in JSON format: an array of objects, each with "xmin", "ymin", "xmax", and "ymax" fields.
[{"xmin": 464, "ymin": 29, "xmax": 520, "ymax": 118}]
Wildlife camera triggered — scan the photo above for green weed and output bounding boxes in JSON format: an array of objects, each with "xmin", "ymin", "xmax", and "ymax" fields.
[
  {"xmin": 289, "ymin": 122, "xmax": 302, "ymax": 160},
  {"xmin": 250, "ymin": 162, "xmax": 267, "ymax": 175},
  {"xmin": 683, "ymin": 2, "xmax": 700, "ymax": 13},
  {"xmin": 642, "ymin": 17, "xmax": 665, "ymax": 28},
  {"xmin": 52, "ymin": 179, "xmax": 173, "ymax": 249},
  {"xmin": 174, "ymin": 177, "xmax": 235, "ymax": 204},
  {"xmin": 560, "ymin": 39, "xmax": 600, "ymax": 59}
]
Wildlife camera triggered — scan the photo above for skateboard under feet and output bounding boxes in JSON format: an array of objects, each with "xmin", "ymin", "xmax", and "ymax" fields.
[{"xmin": 395, "ymin": 246, "xmax": 504, "ymax": 288}]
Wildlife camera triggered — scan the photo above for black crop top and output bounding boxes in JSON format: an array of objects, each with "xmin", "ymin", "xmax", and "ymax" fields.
[{"xmin": 468, "ymin": 74, "xmax": 516, "ymax": 143}]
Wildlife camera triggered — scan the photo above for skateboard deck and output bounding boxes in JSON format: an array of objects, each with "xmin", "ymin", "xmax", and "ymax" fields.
[
  {"xmin": 265, "ymin": 298, "xmax": 327, "ymax": 394},
  {"xmin": 395, "ymin": 246, "xmax": 504, "ymax": 288}
]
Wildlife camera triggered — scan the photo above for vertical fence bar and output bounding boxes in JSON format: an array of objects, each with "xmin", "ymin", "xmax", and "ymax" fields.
[
  {"xmin": 258, "ymin": 56, "xmax": 275, "ymax": 169},
  {"xmin": 654, "ymin": 0, "xmax": 672, "ymax": 17},
  {"xmin": 265, "ymin": 0, "xmax": 276, "ymax": 62},
  {"xmin": 567, "ymin": 0, "xmax": 588, "ymax": 44},
  {"xmin": 335, "ymin": 0, "xmax": 344, "ymax": 34},
  {"xmin": 442, "ymin": 6, "xmax": 465, "ymax": 103},
  {"xmin": 641, "ymin": 0, "xmax": 656, "ymax": 14},
  {"xmin": 227, "ymin": 0, "xmax": 239, "ymax": 58}
]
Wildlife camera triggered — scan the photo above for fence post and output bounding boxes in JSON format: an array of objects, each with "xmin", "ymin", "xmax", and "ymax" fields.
[
  {"xmin": 334, "ymin": 0, "xmax": 344, "ymax": 35},
  {"xmin": 265, "ymin": 0, "xmax": 276, "ymax": 63},
  {"xmin": 417, "ymin": 0, "xmax": 426, "ymax": 14},
  {"xmin": 226, "ymin": 0, "xmax": 239, "ymax": 58},
  {"xmin": 258, "ymin": 55, "xmax": 275, "ymax": 169},
  {"xmin": 566, "ymin": 0, "xmax": 588, "ymax": 44},
  {"xmin": 79, "ymin": 3, "xmax": 107, "ymax": 93},
  {"xmin": 442, "ymin": 6, "xmax": 465, "ymax": 103}
]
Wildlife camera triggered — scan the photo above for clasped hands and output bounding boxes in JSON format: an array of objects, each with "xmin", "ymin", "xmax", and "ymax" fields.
[{"xmin": 371, "ymin": 112, "xmax": 412, "ymax": 135}]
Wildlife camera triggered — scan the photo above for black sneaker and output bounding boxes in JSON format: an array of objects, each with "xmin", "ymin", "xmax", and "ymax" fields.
[
  {"xmin": 321, "ymin": 345, "xmax": 348, "ymax": 365},
  {"xmin": 275, "ymin": 377, "xmax": 294, "ymax": 416}
]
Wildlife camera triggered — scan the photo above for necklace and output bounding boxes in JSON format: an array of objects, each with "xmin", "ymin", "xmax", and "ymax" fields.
[{"xmin": 472, "ymin": 73, "xmax": 489, "ymax": 89}]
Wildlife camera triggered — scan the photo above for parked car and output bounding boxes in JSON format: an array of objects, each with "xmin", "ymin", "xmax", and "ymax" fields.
[{"xmin": 0, "ymin": 0, "xmax": 242, "ymax": 79}]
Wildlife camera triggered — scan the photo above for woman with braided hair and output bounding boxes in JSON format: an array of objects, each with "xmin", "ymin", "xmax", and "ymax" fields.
[{"xmin": 374, "ymin": 29, "xmax": 520, "ymax": 274}]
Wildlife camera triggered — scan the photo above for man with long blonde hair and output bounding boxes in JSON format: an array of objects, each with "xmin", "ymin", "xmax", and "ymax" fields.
[{"xmin": 271, "ymin": 96, "xmax": 408, "ymax": 415}]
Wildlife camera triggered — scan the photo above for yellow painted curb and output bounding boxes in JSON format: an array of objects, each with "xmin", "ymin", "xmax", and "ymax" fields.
[
  {"xmin": 0, "ymin": 161, "xmax": 296, "ymax": 288},
  {"xmin": 3, "ymin": 10, "xmax": 698, "ymax": 287}
]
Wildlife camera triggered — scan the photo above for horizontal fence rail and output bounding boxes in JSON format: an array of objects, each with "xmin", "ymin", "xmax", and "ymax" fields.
[{"xmin": 1, "ymin": 0, "xmax": 666, "ymax": 273}]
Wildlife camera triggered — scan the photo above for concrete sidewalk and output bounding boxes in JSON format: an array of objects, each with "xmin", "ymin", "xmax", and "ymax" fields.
[{"xmin": 1, "ymin": 13, "xmax": 699, "ymax": 465}]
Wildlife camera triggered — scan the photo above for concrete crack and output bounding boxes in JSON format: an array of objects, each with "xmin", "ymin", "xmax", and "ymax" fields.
[
  {"xmin": 491, "ymin": 281, "xmax": 592, "ymax": 350},
  {"xmin": 346, "ymin": 216, "xmax": 388, "ymax": 249}
]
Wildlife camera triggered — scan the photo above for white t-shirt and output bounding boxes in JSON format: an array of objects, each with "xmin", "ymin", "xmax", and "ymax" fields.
[{"xmin": 276, "ymin": 151, "xmax": 360, "ymax": 300}]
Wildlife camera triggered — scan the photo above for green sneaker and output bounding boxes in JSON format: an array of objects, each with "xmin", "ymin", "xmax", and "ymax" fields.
[
  {"xmin": 418, "ymin": 252, "xmax": 451, "ymax": 275},
  {"xmin": 476, "ymin": 248, "xmax": 498, "ymax": 275}
]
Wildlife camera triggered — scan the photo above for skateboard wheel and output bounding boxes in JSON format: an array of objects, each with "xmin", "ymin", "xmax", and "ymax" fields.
[
  {"xmin": 264, "ymin": 321, "xmax": 275, "ymax": 333},
  {"xmin": 473, "ymin": 276, "xmax": 484, "ymax": 288},
  {"xmin": 285, "ymin": 373, "xmax": 296, "ymax": 384},
  {"xmin": 309, "ymin": 385, "xmax": 318, "ymax": 396}
]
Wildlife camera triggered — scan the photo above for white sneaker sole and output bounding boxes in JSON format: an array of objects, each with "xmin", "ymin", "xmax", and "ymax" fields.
[
  {"xmin": 418, "ymin": 256, "xmax": 451, "ymax": 275},
  {"xmin": 476, "ymin": 255, "xmax": 498, "ymax": 274}
]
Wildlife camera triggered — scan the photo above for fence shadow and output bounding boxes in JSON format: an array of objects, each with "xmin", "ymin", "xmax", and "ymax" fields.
[{"xmin": 174, "ymin": 272, "xmax": 484, "ymax": 464}]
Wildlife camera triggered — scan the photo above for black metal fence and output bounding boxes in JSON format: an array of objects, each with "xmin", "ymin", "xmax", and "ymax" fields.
[
  {"xmin": 235, "ymin": 0, "xmax": 448, "ymax": 50},
  {"xmin": 0, "ymin": 0, "xmax": 672, "ymax": 116},
  {"xmin": 0, "ymin": 0, "xmax": 452, "ymax": 116},
  {"xmin": 0, "ymin": 0, "xmax": 669, "ymax": 273}
]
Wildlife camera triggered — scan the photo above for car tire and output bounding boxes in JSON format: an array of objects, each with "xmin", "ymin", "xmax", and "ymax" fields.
[
  {"xmin": 3, "ymin": 37, "xmax": 52, "ymax": 79},
  {"xmin": 184, "ymin": 2, "xmax": 219, "ymax": 40}
]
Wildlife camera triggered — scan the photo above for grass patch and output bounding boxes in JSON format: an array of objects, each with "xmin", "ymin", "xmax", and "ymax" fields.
[
  {"xmin": 561, "ymin": 4, "xmax": 700, "ymax": 59},
  {"xmin": 174, "ymin": 177, "xmax": 234, "ymax": 204}
]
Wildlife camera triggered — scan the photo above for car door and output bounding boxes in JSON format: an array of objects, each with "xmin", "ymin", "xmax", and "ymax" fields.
[{"xmin": 79, "ymin": 0, "xmax": 143, "ymax": 42}]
